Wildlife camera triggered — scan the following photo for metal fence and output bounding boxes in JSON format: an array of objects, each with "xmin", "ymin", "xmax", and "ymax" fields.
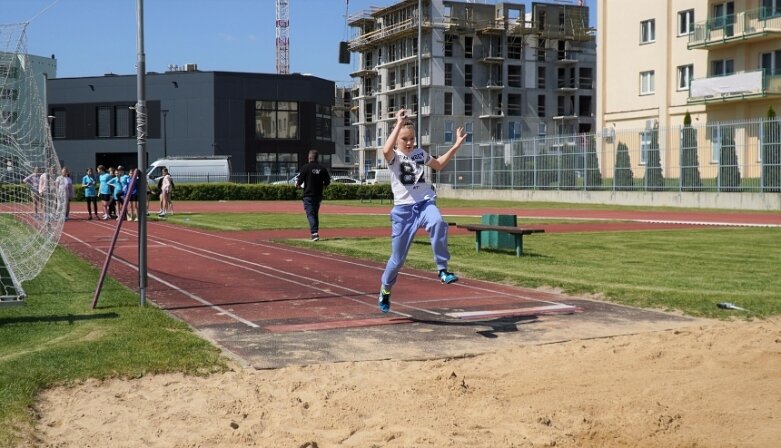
[{"xmin": 434, "ymin": 117, "xmax": 781, "ymax": 193}]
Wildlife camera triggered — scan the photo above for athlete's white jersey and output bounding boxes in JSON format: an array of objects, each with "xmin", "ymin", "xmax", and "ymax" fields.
[{"xmin": 388, "ymin": 147, "xmax": 435, "ymax": 205}]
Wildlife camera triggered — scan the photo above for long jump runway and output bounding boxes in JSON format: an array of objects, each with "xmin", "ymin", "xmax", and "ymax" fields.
[{"xmin": 60, "ymin": 218, "xmax": 697, "ymax": 369}]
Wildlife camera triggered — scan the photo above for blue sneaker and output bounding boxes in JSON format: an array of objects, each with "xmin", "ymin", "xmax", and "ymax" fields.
[
  {"xmin": 438, "ymin": 270, "xmax": 458, "ymax": 284},
  {"xmin": 378, "ymin": 287, "xmax": 391, "ymax": 313}
]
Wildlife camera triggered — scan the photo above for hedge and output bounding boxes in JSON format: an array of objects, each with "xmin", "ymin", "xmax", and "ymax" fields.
[{"xmin": 0, "ymin": 182, "xmax": 393, "ymax": 202}]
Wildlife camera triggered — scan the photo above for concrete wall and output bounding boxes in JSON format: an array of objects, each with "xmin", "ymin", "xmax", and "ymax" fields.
[{"xmin": 436, "ymin": 184, "xmax": 781, "ymax": 211}]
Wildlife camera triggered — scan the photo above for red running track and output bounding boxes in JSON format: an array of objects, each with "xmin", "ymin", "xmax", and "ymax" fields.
[{"xmin": 55, "ymin": 201, "xmax": 776, "ymax": 367}]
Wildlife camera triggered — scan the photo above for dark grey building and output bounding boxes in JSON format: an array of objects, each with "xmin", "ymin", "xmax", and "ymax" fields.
[{"xmin": 47, "ymin": 69, "xmax": 335, "ymax": 179}]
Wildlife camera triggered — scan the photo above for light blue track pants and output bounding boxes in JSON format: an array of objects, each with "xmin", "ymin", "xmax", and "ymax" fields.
[{"xmin": 380, "ymin": 200, "xmax": 449, "ymax": 289}]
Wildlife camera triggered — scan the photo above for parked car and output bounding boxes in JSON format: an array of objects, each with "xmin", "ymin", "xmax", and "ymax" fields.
[
  {"xmin": 271, "ymin": 174, "xmax": 299, "ymax": 185},
  {"xmin": 331, "ymin": 176, "xmax": 361, "ymax": 184},
  {"xmin": 365, "ymin": 168, "xmax": 391, "ymax": 184}
]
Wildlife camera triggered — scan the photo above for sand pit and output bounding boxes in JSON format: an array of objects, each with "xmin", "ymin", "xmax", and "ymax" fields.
[{"xmin": 26, "ymin": 319, "xmax": 781, "ymax": 447}]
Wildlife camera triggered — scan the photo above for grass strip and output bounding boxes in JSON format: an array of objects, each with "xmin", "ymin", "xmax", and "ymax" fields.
[{"xmin": 0, "ymin": 248, "xmax": 228, "ymax": 446}]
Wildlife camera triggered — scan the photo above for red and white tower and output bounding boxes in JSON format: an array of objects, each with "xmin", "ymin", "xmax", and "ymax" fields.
[{"xmin": 275, "ymin": 0, "xmax": 290, "ymax": 74}]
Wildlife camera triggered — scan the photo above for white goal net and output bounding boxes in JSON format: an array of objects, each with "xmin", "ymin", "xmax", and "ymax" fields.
[{"xmin": 1, "ymin": 23, "xmax": 64, "ymax": 303}]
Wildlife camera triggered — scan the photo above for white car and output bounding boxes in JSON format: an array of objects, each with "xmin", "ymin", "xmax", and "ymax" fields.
[
  {"xmin": 331, "ymin": 176, "xmax": 361, "ymax": 184},
  {"xmin": 271, "ymin": 174, "xmax": 298, "ymax": 185}
]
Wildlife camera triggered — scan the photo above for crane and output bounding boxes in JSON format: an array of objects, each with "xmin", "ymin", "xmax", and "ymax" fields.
[{"xmin": 276, "ymin": 0, "xmax": 290, "ymax": 74}]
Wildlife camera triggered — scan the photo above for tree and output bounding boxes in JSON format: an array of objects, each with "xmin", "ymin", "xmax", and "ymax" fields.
[
  {"xmin": 718, "ymin": 126, "xmax": 741, "ymax": 191},
  {"xmin": 762, "ymin": 106, "xmax": 781, "ymax": 192},
  {"xmin": 680, "ymin": 111, "xmax": 702, "ymax": 191},
  {"xmin": 643, "ymin": 128, "xmax": 664, "ymax": 191},
  {"xmin": 614, "ymin": 141, "xmax": 634, "ymax": 189}
]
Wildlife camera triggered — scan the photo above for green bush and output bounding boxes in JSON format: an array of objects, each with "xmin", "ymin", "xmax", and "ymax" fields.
[{"xmin": 614, "ymin": 141, "xmax": 634, "ymax": 189}]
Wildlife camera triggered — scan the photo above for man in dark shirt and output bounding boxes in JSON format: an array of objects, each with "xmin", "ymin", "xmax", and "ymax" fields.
[{"xmin": 295, "ymin": 149, "xmax": 331, "ymax": 241}]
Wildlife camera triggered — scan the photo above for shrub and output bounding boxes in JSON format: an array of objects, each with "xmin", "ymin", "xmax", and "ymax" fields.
[{"xmin": 614, "ymin": 141, "xmax": 634, "ymax": 189}]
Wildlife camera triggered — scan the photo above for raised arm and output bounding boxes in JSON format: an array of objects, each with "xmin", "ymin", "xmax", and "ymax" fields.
[
  {"xmin": 428, "ymin": 126, "xmax": 467, "ymax": 171},
  {"xmin": 382, "ymin": 108, "xmax": 408, "ymax": 163}
]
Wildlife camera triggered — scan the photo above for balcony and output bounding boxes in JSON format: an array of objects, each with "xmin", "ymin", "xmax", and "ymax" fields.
[
  {"xmin": 688, "ymin": 70, "xmax": 781, "ymax": 104},
  {"xmin": 478, "ymin": 53, "xmax": 504, "ymax": 64},
  {"xmin": 688, "ymin": 8, "xmax": 781, "ymax": 49},
  {"xmin": 479, "ymin": 108, "xmax": 503, "ymax": 119},
  {"xmin": 475, "ymin": 80, "xmax": 504, "ymax": 90},
  {"xmin": 350, "ymin": 66, "xmax": 378, "ymax": 78},
  {"xmin": 349, "ymin": 16, "xmax": 428, "ymax": 50},
  {"xmin": 555, "ymin": 51, "xmax": 579, "ymax": 65}
]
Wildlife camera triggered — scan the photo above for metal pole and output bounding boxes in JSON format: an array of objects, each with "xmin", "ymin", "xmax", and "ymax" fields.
[
  {"xmin": 136, "ymin": 0, "xmax": 148, "ymax": 306},
  {"xmin": 417, "ymin": 0, "xmax": 422, "ymax": 141}
]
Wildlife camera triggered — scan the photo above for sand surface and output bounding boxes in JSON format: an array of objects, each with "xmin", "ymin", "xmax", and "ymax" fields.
[{"xmin": 29, "ymin": 320, "xmax": 781, "ymax": 448}]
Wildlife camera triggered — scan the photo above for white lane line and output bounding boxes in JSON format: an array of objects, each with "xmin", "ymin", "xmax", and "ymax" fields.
[
  {"xmin": 446, "ymin": 303, "xmax": 577, "ymax": 319},
  {"xmin": 149, "ymin": 222, "xmax": 573, "ymax": 309},
  {"xmin": 60, "ymin": 229, "xmax": 261, "ymax": 328},
  {"xmin": 90, "ymin": 222, "xmax": 420, "ymax": 318}
]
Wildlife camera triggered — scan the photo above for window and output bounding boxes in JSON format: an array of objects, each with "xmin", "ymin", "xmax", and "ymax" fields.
[
  {"xmin": 509, "ymin": 121, "xmax": 521, "ymax": 140},
  {"xmin": 52, "ymin": 109, "xmax": 66, "ymax": 139},
  {"xmin": 711, "ymin": 59, "xmax": 734, "ymax": 76},
  {"xmin": 315, "ymin": 104, "xmax": 331, "ymax": 141},
  {"xmin": 640, "ymin": 19, "xmax": 656, "ymax": 43},
  {"xmin": 678, "ymin": 9, "xmax": 694, "ymax": 35},
  {"xmin": 713, "ymin": 2, "xmax": 735, "ymax": 36},
  {"xmin": 444, "ymin": 121, "xmax": 454, "ymax": 143},
  {"xmin": 557, "ymin": 95, "xmax": 574, "ymax": 116},
  {"xmin": 0, "ymin": 63, "xmax": 19, "ymax": 78},
  {"xmin": 537, "ymin": 66, "xmax": 546, "ymax": 88},
  {"xmin": 97, "ymin": 106, "xmax": 111, "ymax": 138},
  {"xmin": 579, "ymin": 95, "xmax": 592, "ymax": 117},
  {"xmin": 760, "ymin": 50, "xmax": 781, "ymax": 76},
  {"xmin": 508, "ymin": 93, "xmax": 522, "ymax": 116},
  {"xmin": 255, "ymin": 100, "xmax": 299, "ymax": 140},
  {"xmin": 464, "ymin": 93, "xmax": 473, "ymax": 116},
  {"xmin": 464, "ymin": 122, "xmax": 473, "ymax": 142},
  {"xmin": 709, "ymin": 125, "xmax": 735, "ymax": 163},
  {"xmin": 0, "ymin": 88, "xmax": 18, "ymax": 100},
  {"xmin": 388, "ymin": 71, "xmax": 396, "ymax": 90},
  {"xmin": 507, "ymin": 36, "xmax": 522, "ymax": 60},
  {"xmin": 444, "ymin": 92, "xmax": 453, "ymax": 115},
  {"xmin": 444, "ymin": 34, "xmax": 455, "ymax": 57},
  {"xmin": 537, "ymin": 95, "xmax": 546, "ymax": 117},
  {"xmin": 508, "ymin": 65, "xmax": 521, "ymax": 88},
  {"xmin": 114, "ymin": 106, "xmax": 130, "ymax": 137},
  {"xmin": 343, "ymin": 129, "xmax": 351, "ymax": 145},
  {"xmin": 465, "ymin": 64, "xmax": 472, "ymax": 87},
  {"xmin": 640, "ymin": 130, "xmax": 652, "ymax": 164},
  {"xmin": 579, "ymin": 67, "xmax": 593, "ymax": 89},
  {"xmin": 677, "ymin": 64, "xmax": 693, "ymax": 90},
  {"xmin": 464, "ymin": 36, "xmax": 473, "ymax": 58},
  {"xmin": 762, "ymin": 0, "xmax": 781, "ymax": 18},
  {"xmin": 640, "ymin": 70, "xmax": 655, "ymax": 95},
  {"xmin": 537, "ymin": 39, "xmax": 546, "ymax": 62},
  {"xmin": 445, "ymin": 63, "xmax": 453, "ymax": 86}
]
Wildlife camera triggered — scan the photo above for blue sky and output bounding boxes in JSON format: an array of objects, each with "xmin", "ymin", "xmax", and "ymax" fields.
[{"xmin": 5, "ymin": 0, "xmax": 595, "ymax": 85}]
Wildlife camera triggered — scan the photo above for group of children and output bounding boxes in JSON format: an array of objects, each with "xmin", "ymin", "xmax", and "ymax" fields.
[{"xmin": 81, "ymin": 165, "xmax": 140, "ymax": 221}]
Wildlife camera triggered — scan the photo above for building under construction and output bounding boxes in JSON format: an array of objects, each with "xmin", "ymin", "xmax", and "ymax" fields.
[{"xmin": 348, "ymin": 0, "xmax": 594, "ymax": 173}]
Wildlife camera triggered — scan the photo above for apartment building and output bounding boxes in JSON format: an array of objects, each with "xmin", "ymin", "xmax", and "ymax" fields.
[
  {"xmin": 597, "ymin": 0, "xmax": 781, "ymax": 132},
  {"xmin": 348, "ymin": 0, "xmax": 595, "ymax": 173},
  {"xmin": 332, "ymin": 85, "xmax": 358, "ymax": 174}
]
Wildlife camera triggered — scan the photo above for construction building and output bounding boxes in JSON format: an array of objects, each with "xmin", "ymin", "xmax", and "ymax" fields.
[
  {"xmin": 332, "ymin": 84, "xmax": 358, "ymax": 175},
  {"xmin": 347, "ymin": 0, "xmax": 595, "ymax": 174}
]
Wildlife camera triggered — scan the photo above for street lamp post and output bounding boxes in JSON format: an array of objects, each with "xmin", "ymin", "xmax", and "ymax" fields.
[{"xmin": 162, "ymin": 109, "xmax": 168, "ymax": 158}]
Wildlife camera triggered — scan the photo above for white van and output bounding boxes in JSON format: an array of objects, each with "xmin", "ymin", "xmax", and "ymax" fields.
[
  {"xmin": 365, "ymin": 168, "xmax": 391, "ymax": 185},
  {"xmin": 146, "ymin": 156, "xmax": 231, "ymax": 184}
]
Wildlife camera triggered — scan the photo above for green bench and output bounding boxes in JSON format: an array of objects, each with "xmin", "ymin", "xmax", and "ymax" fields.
[{"xmin": 457, "ymin": 224, "xmax": 545, "ymax": 257}]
